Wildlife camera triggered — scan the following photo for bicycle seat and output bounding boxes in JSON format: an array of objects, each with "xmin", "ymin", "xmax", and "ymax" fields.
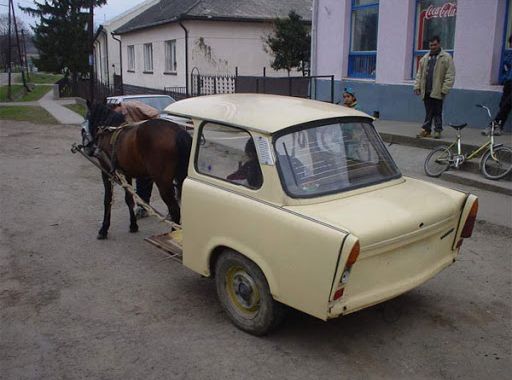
[{"xmin": 449, "ymin": 123, "xmax": 467, "ymax": 130}]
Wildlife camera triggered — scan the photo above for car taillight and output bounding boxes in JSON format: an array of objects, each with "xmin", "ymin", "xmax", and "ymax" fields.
[
  {"xmin": 333, "ymin": 241, "xmax": 360, "ymax": 301},
  {"xmin": 461, "ymin": 199, "xmax": 478, "ymax": 238}
]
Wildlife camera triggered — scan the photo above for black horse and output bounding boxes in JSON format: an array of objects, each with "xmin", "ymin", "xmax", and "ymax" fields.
[{"xmin": 87, "ymin": 102, "xmax": 192, "ymax": 239}]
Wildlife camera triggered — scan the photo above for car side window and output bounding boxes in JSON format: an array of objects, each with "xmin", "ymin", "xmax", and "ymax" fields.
[{"xmin": 196, "ymin": 123, "xmax": 263, "ymax": 189}]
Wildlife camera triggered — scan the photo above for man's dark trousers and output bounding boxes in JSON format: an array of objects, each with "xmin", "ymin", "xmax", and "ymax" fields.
[
  {"xmin": 495, "ymin": 80, "xmax": 512, "ymax": 126},
  {"xmin": 422, "ymin": 93, "xmax": 443, "ymax": 133},
  {"xmin": 136, "ymin": 177, "xmax": 153, "ymax": 204}
]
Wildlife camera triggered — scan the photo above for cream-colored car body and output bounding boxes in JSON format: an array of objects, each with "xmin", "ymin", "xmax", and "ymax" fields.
[{"xmin": 165, "ymin": 94, "xmax": 478, "ymax": 321}]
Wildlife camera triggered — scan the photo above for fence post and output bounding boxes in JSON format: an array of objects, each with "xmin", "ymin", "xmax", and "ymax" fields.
[{"xmin": 213, "ymin": 76, "xmax": 217, "ymax": 95}]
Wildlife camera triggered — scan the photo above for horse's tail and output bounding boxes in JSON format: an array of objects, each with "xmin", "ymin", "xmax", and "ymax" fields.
[{"xmin": 175, "ymin": 128, "xmax": 193, "ymax": 192}]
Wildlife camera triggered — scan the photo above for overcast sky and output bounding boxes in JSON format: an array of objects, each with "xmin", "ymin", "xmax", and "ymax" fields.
[{"xmin": 7, "ymin": 0, "xmax": 145, "ymax": 28}]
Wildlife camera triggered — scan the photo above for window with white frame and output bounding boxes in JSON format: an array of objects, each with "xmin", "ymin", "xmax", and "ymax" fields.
[
  {"xmin": 143, "ymin": 43, "xmax": 153, "ymax": 72},
  {"xmin": 348, "ymin": 0, "xmax": 379, "ymax": 79},
  {"xmin": 127, "ymin": 45, "xmax": 135, "ymax": 71},
  {"xmin": 165, "ymin": 40, "xmax": 177, "ymax": 73},
  {"xmin": 413, "ymin": 0, "xmax": 457, "ymax": 77}
]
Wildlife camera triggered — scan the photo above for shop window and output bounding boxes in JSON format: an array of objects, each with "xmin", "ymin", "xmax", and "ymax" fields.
[
  {"xmin": 348, "ymin": 0, "xmax": 379, "ymax": 79},
  {"xmin": 500, "ymin": 1, "xmax": 512, "ymax": 84},
  {"xmin": 412, "ymin": 0, "xmax": 457, "ymax": 78}
]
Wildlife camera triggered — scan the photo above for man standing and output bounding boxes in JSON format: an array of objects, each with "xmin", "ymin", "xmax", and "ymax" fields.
[
  {"xmin": 414, "ymin": 35, "xmax": 455, "ymax": 139},
  {"xmin": 482, "ymin": 35, "xmax": 512, "ymax": 136}
]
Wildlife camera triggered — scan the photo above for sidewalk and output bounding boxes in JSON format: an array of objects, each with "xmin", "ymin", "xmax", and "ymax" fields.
[
  {"xmin": 0, "ymin": 88, "xmax": 84, "ymax": 125},
  {"xmin": 374, "ymin": 119, "xmax": 512, "ymax": 195}
]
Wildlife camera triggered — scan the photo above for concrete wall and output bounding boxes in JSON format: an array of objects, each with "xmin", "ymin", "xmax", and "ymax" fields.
[
  {"xmin": 119, "ymin": 20, "xmax": 299, "ymax": 91},
  {"xmin": 121, "ymin": 23, "xmax": 187, "ymax": 90}
]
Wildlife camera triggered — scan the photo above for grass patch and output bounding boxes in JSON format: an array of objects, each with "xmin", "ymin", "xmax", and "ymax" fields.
[
  {"xmin": 27, "ymin": 72, "xmax": 64, "ymax": 84},
  {"xmin": 22, "ymin": 85, "xmax": 53, "ymax": 101},
  {"xmin": 0, "ymin": 84, "xmax": 52, "ymax": 102},
  {"xmin": 0, "ymin": 106, "xmax": 58, "ymax": 124},
  {"xmin": 64, "ymin": 103, "xmax": 87, "ymax": 118},
  {"xmin": 0, "ymin": 85, "xmax": 26, "ymax": 102}
]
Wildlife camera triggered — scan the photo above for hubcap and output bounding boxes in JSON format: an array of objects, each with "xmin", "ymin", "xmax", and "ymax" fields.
[{"xmin": 226, "ymin": 266, "xmax": 260, "ymax": 316}]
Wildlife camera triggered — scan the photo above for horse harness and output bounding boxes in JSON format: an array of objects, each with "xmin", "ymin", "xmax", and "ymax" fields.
[{"xmin": 94, "ymin": 121, "xmax": 146, "ymax": 173}]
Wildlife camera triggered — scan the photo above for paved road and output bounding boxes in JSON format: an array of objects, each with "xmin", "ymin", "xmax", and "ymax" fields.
[{"xmin": 1, "ymin": 121, "xmax": 510, "ymax": 379}]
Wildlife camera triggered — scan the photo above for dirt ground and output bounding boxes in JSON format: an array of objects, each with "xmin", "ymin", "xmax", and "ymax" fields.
[{"xmin": 1, "ymin": 121, "xmax": 511, "ymax": 379}]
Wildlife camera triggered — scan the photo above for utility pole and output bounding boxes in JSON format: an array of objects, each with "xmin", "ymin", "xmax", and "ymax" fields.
[
  {"xmin": 21, "ymin": 29, "xmax": 29, "ymax": 81},
  {"xmin": 89, "ymin": 1, "xmax": 94, "ymax": 103},
  {"xmin": 10, "ymin": 0, "xmax": 29, "ymax": 91},
  {"xmin": 7, "ymin": 0, "xmax": 12, "ymax": 100}
]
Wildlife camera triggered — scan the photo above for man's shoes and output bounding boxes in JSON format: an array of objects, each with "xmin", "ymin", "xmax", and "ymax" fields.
[
  {"xmin": 433, "ymin": 131, "xmax": 442, "ymax": 139},
  {"xmin": 135, "ymin": 206, "xmax": 148, "ymax": 219},
  {"xmin": 481, "ymin": 127, "xmax": 491, "ymax": 136},
  {"xmin": 416, "ymin": 129, "xmax": 431, "ymax": 138}
]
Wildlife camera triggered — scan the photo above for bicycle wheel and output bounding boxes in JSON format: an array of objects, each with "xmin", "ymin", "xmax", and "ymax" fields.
[
  {"xmin": 480, "ymin": 145, "xmax": 512, "ymax": 180},
  {"xmin": 424, "ymin": 146, "xmax": 452, "ymax": 177}
]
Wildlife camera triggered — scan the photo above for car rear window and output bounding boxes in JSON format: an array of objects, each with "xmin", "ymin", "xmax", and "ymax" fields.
[
  {"xmin": 274, "ymin": 120, "xmax": 401, "ymax": 198},
  {"xmin": 135, "ymin": 96, "xmax": 175, "ymax": 111}
]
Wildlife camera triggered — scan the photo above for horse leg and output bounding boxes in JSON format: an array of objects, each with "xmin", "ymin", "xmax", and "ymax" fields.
[
  {"xmin": 124, "ymin": 177, "xmax": 139, "ymax": 233},
  {"xmin": 155, "ymin": 181, "xmax": 181, "ymax": 224},
  {"xmin": 98, "ymin": 172, "xmax": 113, "ymax": 240}
]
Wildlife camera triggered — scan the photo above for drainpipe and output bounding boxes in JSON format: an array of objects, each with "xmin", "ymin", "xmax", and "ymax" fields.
[
  {"xmin": 179, "ymin": 19, "xmax": 189, "ymax": 96},
  {"xmin": 111, "ymin": 32, "xmax": 123, "ymax": 89},
  {"xmin": 310, "ymin": 0, "xmax": 319, "ymax": 78},
  {"xmin": 104, "ymin": 30, "xmax": 110, "ymax": 87}
]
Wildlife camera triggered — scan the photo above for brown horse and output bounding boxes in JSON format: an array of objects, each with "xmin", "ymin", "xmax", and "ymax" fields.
[{"xmin": 87, "ymin": 102, "xmax": 192, "ymax": 239}]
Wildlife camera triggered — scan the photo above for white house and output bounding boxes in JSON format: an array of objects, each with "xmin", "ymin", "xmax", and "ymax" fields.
[
  {"xmin": 93, "ymin": 0, "xmax": 160, "ymax": 87},
  {"xmin": 311, "ymin": 0, "xmax": 511, "ymax": 129},
  {"xmin": 114, "ymin": 0, "xmax": 312, "ymax": 95}
]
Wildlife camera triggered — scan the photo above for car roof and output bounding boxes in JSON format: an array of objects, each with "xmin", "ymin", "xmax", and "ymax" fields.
[
  {"xmin": 107, "ymin": 94, "xmax": 172, "ymax": 101},
  {"xmin": 164, "ymin": 94, "xmax": 372, "ymax": 134}
]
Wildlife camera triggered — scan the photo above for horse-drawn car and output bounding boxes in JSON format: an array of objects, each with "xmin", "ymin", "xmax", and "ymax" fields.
[{"xmin": 74, "ymin": 94, "xmax": 478, "ymax": 336}]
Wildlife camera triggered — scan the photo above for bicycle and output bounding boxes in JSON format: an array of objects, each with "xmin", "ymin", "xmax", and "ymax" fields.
[{"xmin": 424, "ymin": 105, "xmax": 512, "ymax": 180}]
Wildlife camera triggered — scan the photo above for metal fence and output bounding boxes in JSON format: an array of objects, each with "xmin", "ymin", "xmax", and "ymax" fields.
[
  {"xmin": 191, "ymin": 74, "xmax": 236, "ymax": 97},
  {"xmin": 57, "ymin": 77, "xmax": 118, "ymax": 101}
]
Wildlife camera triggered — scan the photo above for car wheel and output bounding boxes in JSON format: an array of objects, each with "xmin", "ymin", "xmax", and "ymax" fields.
[{"xmin": 215, "ymin": 250, "xmax": 285, "ymax": 335}]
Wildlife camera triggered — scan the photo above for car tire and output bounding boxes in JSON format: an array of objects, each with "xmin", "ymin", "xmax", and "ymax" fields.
[{"xmin": 215, "ymin": 250, "xmax": 285, "ymax": 336}]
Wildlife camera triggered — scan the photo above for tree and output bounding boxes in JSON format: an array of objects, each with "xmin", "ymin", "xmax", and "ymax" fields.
[
  {"xmin": 265, "ymin": 11, "xmax": 311, "ymax": 76},
  {"xmin": 20, "ymin": 0, "xmax": 106, "ymax": 79}
]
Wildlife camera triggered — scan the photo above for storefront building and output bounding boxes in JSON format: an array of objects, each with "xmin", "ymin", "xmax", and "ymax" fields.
[{"xmin": 311, "ymin": 0, "xmax": 511, "ymax": 130}]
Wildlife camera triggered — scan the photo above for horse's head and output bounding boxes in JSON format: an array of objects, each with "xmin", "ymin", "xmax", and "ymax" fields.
[{"xmin": 82, "ymin": 102, "xmax": 125, "ymax": 155}]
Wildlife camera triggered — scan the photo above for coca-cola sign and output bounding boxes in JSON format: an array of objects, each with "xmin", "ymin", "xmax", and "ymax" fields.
[{"xmin": 424, "ymin": 2, "xmax": 457, "ymax": 20}]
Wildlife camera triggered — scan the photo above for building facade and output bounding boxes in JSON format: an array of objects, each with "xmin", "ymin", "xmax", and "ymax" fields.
[
  {"xmin": 114, "ymin": 0, "xmax": 312, "ymax": 95},
  {"xmin": 93, "ymin": 0, "xmax": 160, "ymax": 87},
  {"xmin": 311, "ymin": 0, "xmax": 511, "ymax": 130}
]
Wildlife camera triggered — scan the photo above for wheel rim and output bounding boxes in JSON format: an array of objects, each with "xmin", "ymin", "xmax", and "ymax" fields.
[
  {"xmin": 483, "ymin": 147, "xmax": 512, "ymax": 179},
  {"xmin": 425, "ymin": 148, "xmax": 451, "ymax": 176},
  {"xmin": 225, "ymin": 265, "xmax": 261, "ymax": 317}
]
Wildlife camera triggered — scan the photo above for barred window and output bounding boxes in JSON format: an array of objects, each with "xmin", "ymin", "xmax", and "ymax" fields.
[
  {"xmin": 143, "ymin": 43, "xmax": 153, "ymax": 72},
  {"xmin": 165, "ymin": 40, "xmax": 177, "ymax": 73}
]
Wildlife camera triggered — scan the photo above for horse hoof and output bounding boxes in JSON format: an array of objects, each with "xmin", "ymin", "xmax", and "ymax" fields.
[
  {"xmin": 130, "ymin": 225, "xmax": 139, "ymax": 233},
  {"xmin": 97, "ymin": 233, "xmax": 108, "ymax": 240}
]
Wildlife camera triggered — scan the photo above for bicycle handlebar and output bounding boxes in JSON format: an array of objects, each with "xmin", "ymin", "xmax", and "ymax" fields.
[{"xmin": 475, "ymin": 104, "xmax": 492, "ymax": 119}]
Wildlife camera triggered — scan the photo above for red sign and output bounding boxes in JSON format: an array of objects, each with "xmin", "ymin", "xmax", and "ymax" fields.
[{"xmin": 424, "ymin": 2, "xmax": 457, "ymax": 20}]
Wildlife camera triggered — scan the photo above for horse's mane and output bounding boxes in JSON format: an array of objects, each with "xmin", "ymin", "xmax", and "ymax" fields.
[{"xmin": 89, "ymin": 102, "xmax": 126, "ymax": 137}]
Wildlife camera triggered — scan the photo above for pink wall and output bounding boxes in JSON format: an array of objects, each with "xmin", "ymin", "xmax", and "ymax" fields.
[
  {"xmin": 453, "ymin": 0, "xmax": 505, "ymax": 89},
  {"xmin": 313, "ymin": 0, "xmax": 507, "ymax": 91},
  {"xmin": 376, "ymin": 0, "xmax": 416, "ymax": 83}
]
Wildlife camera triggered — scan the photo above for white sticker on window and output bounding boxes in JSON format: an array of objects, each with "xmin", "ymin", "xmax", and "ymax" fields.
[{"xmin": 256, "ymin": 136, "xmax": 274, "ymax": 166}]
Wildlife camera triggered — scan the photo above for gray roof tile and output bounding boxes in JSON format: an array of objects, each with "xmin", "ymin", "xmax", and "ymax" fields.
[{"xmin": 115, "ymin": 0, "xmax": 312, "ymax": 34}]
